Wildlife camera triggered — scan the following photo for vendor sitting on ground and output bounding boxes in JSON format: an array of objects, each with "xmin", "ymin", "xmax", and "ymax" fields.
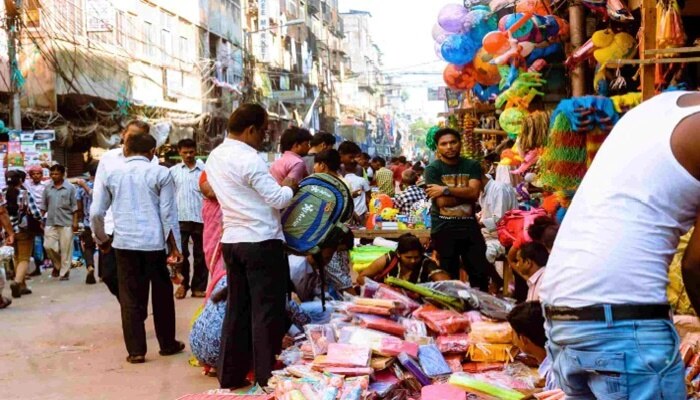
[
  {"xmin": 507, "ymin": 301, "xmax": 562, "ymax": 396},
  {"xmin": 358, "ymin": 233, "xmax": 450, "ymax": 284},
  {"xmin": 512, "ymin": 241, "xmax": 549, "ymax": 302}
]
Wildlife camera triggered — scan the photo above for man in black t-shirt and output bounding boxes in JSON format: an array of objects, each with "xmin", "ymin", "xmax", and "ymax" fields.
[{"xmin": 424, "ymin": 128, "xmax": 493, "ymax": 291}]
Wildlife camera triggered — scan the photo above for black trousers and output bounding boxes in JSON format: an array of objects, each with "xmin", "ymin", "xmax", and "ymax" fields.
[
  {"xmin": 79, "ymin": 228, "xmax": 96, "ymax": 268},
  {"xmin": 179, "ymin": 221, "xmax": 207, "ymax": 292},
  {"xmin": 115, "ymin": 248, "xmax": 177, "ymax": 357},
  {"xmin": 99, "ymin": 237, "xmax": 120, "ymax": 300},
  {"xmin": 431, "ymin": 220, "xmax": 498, "ymax": 292},
  {"xmin": 217, "ymin": 240, "xmax": 288, "ymax": 388}
]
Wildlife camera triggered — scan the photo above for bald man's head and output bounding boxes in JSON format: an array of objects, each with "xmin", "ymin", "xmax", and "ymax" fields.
[{"xmin": 402, "ymin": 169, "xmax": 419, "ymax": 186}]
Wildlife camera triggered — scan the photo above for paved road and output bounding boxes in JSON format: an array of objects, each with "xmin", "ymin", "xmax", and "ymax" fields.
[{"xmin": 0, "ymin": 266, "xmax": 216, "ymax": 400}]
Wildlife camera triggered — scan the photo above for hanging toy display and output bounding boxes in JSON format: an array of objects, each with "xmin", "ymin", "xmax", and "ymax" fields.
[{"xmin": 539, "ymin": 96, "xmax": 620, "ymax": 190}]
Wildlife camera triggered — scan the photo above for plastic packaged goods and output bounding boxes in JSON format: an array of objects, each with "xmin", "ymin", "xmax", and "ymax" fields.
[
  {"xmin": 325, "ymin": 343, "xmax": 371, "ymax": 367},
  {"xmin": 354, "ymin": 313, "xmax": 406, "ymax": 336},
  {"xmin": 444, "ymin": 354, "xmax": 464, "ymax": 372},
  {"xmin": 338, "ymin": 326, "xmax": 390, "ymax": 353},
  {"xmin": 397, "ymin": 352, "xmax": 432, "ymax": 386},
  {"xmin": 687, "ymin": 353, "xmax": 700, "ymax": 381},
  {"xmin": 279, "ymin": 346, "xmax": 303, "ymax": 366},
  {"xmin": 347, "ymin": 304, "xmax": 393, "ymax": 316},
  {"xmin": 378, "ymin": 336, "xmax": 419, "ymax": 358},
  {"xmin": 417, "ymin": 344, "xmax": 452, "ymax": 377},
  {"xmin": 404, "ymin": 334, "xmax": 435, "ymax": 346},
  {"xmin": 464, "ymin": 310, "xmax": 484, "ymax": 324},
  {"xmin": 374, "ymin": 285, "xmax": 421, "ymax": 316},
  {"xmin": 353, "ymin": 297, "xmax": 396, "ymax": 309},
  {"xmin": 468, "ymin": 343, "xmax": 519, "ymax": 363},
  {"xmin": 421, "ymin": 383, "xmax": 467, "ymax": 400},
  {"xmin": 323, "ymin": 367, "xmax": 373, "ymax": 376},
  {"xmin": 437, "ymin": 334, "xmax": 471, "ymax": 353},
  {"xmin": 370, "ymin": 356, "xmax": 394, "ymax": 370},
  {"xmin": 419, "ymin": 280, "xmax": 515, "ymax": 320},
  {"xmin": 361, "ymin": 277, "xmax": 382, "ymax": 298},
  {"xmin": 286, "ymin": 365, "xmax": 324, "ymax": 379},
  {"xmin": 399, "ymin": 317, "xmax": 428, "ymax": 337},
  {"xmin": 413, "ymin": 306, "xmax": 471, "ymax": 335},
  {"xmin": 448, "ymin": 373, "xmax": 526, "ymax": 400},
  {"xmin": 681, "ymin": 332, "xmax": 700, "ymax": 365},
  {"xmin": 469, "ymin": 321, "xmax": 514, "ymax": 344},
  {"xmin": 304, "ymin": 325, "xmax": 337, "ymax": 356},
  {"xmin": 462, "ymin": 362, "xmax": 506, "ymax": 373},
  {"xmin": 386, "ymin": 276, "xmax": 466, "ymax": 311}
]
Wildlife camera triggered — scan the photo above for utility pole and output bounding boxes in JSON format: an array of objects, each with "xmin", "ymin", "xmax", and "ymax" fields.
[{"xmin": 5, "ymin": 0, "xmax": 22, "ymax": 129}]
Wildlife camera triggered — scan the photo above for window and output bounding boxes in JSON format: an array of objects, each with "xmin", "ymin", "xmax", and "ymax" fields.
[
  {"xmin": 161, "ymin": 29, "xmax": 172, "ymax": 64},
  {"xmin": 55, "ymin": 0, "xmax": 83, "ymax": 37},
  {"xmin": 179, "ymin": 36, "xmax": 189, "ymax": 62},
  {"xmin": 144, "ymin": 21, "xmax": 155, "ymax": 58}
]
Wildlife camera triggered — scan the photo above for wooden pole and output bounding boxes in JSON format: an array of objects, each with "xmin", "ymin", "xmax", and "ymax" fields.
[
  {"xmin": 569, "ymin": 4, "xmax": 585, "ymax": 96},
  {"xmin": 641, "ymin": 0, "xmax": 657, "ymax": 100}
]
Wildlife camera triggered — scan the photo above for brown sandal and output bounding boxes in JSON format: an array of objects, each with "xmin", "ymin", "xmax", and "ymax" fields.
[{"xmin": 175, "ymin": 285, "xmax": 187, "ymax": 299}]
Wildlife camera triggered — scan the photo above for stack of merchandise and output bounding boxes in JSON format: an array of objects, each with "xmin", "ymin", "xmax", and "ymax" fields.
[{"xmin": 268, "ymin": 279, "xmax": 543, "ymax": 399}]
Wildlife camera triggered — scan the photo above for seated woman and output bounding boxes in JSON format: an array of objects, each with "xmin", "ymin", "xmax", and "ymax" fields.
[{"xmin": 358, "ymin": 233, "xmax": 450, "ymax": 284}]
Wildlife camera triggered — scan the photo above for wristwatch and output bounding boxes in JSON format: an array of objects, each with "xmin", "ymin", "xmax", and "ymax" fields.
[{"xmin": 442, "ymin": 187, "xmax": 451, "ymax": 196}]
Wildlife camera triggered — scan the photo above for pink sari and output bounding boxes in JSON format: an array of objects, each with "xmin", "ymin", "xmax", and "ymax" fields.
[{"xmin": 201, "ymin": 170, "xmax": 226, "ymax": 301}]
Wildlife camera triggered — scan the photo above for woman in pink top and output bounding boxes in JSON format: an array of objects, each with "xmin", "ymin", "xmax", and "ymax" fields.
[{"xmin": 199, "ymin": 171, "xmax": 226, "ymax": 300}]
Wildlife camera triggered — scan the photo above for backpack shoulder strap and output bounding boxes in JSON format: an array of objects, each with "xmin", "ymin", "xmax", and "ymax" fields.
[{"xmin": 375, "ymin": 252, "xmax": 399, "ymax": 282}]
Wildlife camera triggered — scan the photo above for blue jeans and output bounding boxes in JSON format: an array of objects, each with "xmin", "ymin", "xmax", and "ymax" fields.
[
  {"xmin": 546, "ymin": 310, "xmax": 685, "ymax": 400},
  {"xmin": 300, "ymin": 301, "xmax": 331, "ymax": 324}
]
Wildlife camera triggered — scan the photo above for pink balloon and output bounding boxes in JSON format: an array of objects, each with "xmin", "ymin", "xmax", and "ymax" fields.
[{"xmin": 432, "ymin": 23, "xmax": 450, "ymax": 44}]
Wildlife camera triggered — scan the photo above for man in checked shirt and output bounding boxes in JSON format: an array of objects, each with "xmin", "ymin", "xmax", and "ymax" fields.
[{"xmin": 393, "ymin": 169, "xmax": 426, "ymax": 215}]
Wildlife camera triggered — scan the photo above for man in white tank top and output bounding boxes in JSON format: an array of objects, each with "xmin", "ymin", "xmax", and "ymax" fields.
[{"xmin": 539, "ymin": 91, "xmax": 700, "ymax": 399}]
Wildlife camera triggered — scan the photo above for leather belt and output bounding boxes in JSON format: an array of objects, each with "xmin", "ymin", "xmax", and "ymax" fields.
[{"xmin": 544, "ymin": 304, "xmax": 671, "ymax": 322}]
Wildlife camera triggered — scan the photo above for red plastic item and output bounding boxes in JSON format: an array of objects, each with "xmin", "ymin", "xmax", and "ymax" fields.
[
  {"xmin": 444, "ymin": 354, "xmax": 464, "ymax": 372},
  {"xmin": 436, "ymin": 334, "xmax": 470, "ymax": 353},
  {"xmin": 413, "ymin": 306, "xmax": 470, "ymax": 335},
  {"xmin": 378, "ymin": 336, "xmax": 419, "ymax": 358},
  {"xmin": 347, "ymin": 304, "xmax": 393, "ymax": 316},
  {"xmin": 462, "ymin": 362, "xmax": 505, "ymax": 373},
  {"xmin": 356, "ymin": 314, "xmax": 406, "ymax": 336}
]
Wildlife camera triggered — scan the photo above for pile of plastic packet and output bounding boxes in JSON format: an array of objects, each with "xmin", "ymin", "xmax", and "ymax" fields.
[{"xmin": 269, "ymin": 278, "xmax": 543, "ymax": 399}]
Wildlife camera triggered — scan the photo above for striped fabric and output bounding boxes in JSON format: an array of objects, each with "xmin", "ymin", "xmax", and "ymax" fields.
[{"xmin": 170, "ymin": 161, "xmax": 205, "ymax": 223}]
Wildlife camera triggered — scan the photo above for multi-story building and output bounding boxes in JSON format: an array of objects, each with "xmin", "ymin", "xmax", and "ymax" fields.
[
  {"xmin": 7, "ymin": 0, "xmax": 244, "ymax": 173},
  {"xmin": 339, "ymin": 9, "xmax": 389, "ymax": 154},
  {"xmin": 243, "ymin": 0, "xmax": 345, "ymax": 147}
]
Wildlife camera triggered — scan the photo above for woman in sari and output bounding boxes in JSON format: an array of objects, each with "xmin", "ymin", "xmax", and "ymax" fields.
[{"xmin": 190, "ymin": 171, "xmax": 227, "ymax": 375}]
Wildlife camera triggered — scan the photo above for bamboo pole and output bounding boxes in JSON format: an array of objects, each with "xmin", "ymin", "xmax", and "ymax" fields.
[
  {"xmin": 641, "ymin": 0, "xmax": 657, "ymax": 100},
  {"xmin": 569, "ymin": 4, "xmax": 585, "ymax": 96}
]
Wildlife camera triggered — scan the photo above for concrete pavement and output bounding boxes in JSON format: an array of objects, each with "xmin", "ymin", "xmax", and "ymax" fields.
[{"xmin": 0, "ymin": 266, "xmax": 217, "ymax": 400}]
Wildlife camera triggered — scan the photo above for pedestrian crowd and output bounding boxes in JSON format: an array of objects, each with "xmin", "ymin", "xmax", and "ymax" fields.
[{"xmin": 3, "ymin": 93, "xmax": 700, "ymax": 399}]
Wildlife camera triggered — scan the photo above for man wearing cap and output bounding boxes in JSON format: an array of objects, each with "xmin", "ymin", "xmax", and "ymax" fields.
[{"xmin": 25, "ymin": 164, "xmax": 48, "ymax": 274}]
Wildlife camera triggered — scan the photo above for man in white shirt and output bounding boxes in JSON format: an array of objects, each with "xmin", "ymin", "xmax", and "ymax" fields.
[
  {"xmin": 169, "ymin": 138, "xmax": 207, "ymax": 299},
  {"xmin": 344, "ymin": 170, "xmax": 370, "ymax": 224},
  {"xmin": 479, "ymin": 174, "xmax": 518, "ymax": 232},
  {"xmin": 91, "ymin": 130, "xmax": 184, "ymax": 364},
  {"xmin": 511, "ymin": 241, "xmax": 548, "ymax": 302},
  {"xmin": 540, "ymin": 92, "xmax": 700, "ymax": 398},
  {"xmin": 93, "ymin": 120, "xmax": 159, "ymax": 299},
  {"xmin": 205, "ymin": 104, "xmax": 298, "ymax": 389}
]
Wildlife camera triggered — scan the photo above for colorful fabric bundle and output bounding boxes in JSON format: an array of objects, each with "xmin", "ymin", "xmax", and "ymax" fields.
[{"xmin": 586, "ymin": 126, "xmax": 608, "ymax": 167}]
